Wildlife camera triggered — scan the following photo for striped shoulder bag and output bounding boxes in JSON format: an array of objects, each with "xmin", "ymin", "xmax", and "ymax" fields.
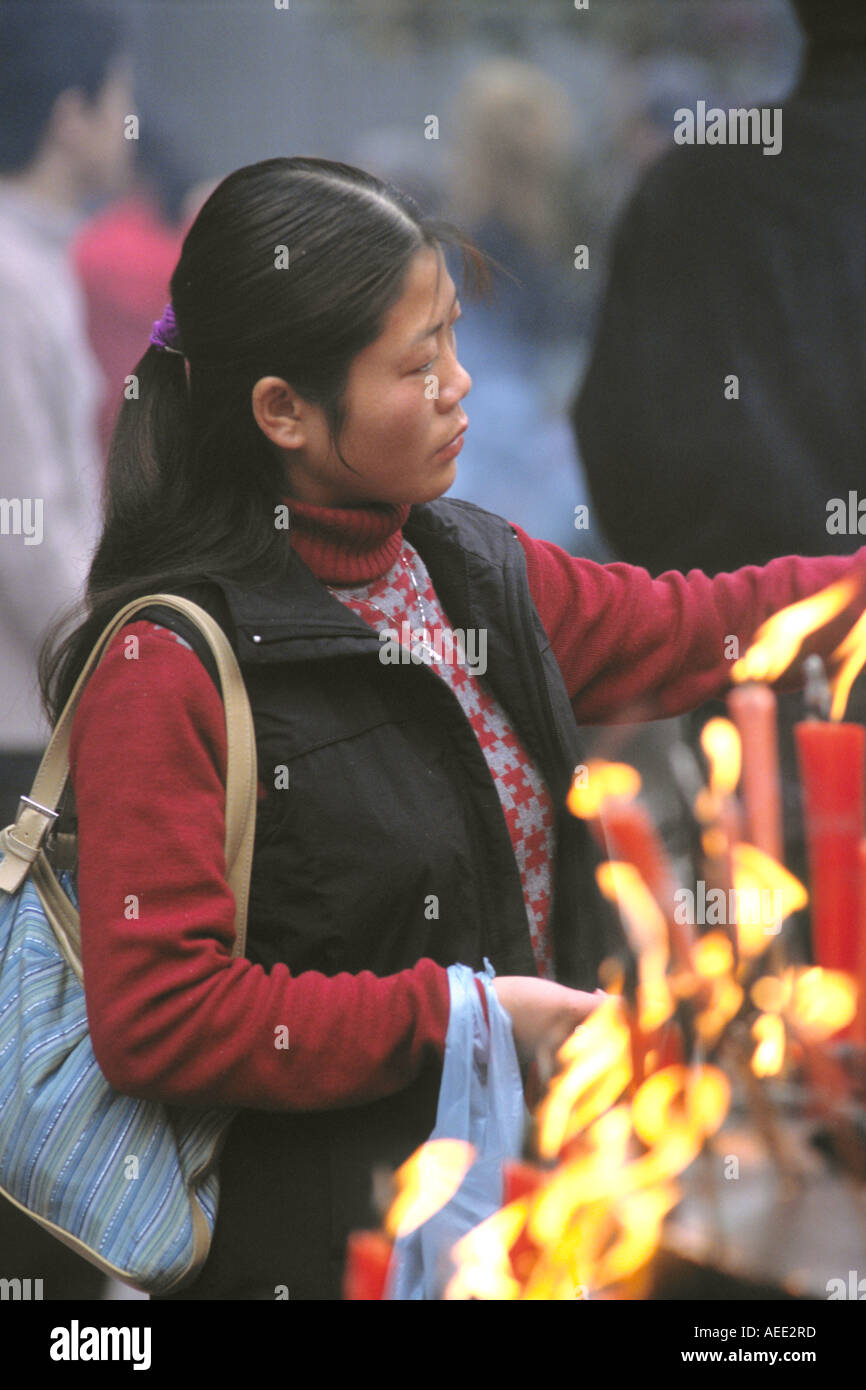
[{"xmin": 0, "ymin": 594, "xmax": 257, "ymax": 1295}]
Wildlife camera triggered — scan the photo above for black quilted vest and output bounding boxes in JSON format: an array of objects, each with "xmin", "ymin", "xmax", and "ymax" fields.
[{"xmin": 147, "ymin": 496, "xmax": 620, "ymax": 1300}]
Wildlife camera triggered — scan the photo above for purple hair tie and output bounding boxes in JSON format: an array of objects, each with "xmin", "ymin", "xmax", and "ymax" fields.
[{"xmin": 149, "ymin": 302, "xmax": 185, "ymax": 356}]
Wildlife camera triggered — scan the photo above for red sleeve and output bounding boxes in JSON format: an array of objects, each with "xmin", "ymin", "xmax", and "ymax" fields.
[
  {"xmin": 509, "ymin": 523, "xmax": 866, "ymax": 723},
  {"xmin": 69, "ymin": 621, "xmax": 451, "ymax": 1112}
]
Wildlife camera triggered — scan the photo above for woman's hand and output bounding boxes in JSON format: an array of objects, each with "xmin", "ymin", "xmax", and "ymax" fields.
[{"xmin": 491, "ymin": 976, "xmax": 606, "ymax": 1062}]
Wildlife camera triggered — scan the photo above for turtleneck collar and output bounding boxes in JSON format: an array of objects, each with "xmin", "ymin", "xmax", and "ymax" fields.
[{"xmin": 283, "ymin": 493, "xmax": 412, "ymax": 585}]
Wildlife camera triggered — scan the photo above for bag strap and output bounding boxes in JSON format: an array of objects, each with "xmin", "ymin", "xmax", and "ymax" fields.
[{"xmin": 0, "ymin": 594, "xmax": 257, "ymax": 962}]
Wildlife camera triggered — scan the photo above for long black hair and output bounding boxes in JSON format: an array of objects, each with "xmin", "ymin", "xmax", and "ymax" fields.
[{"xmin": 40, "ymin": 155, "xmax": 493, "ymax": 725}]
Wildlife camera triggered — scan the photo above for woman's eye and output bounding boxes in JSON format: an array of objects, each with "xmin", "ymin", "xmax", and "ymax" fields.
[{"xmin": 414, "ymin": 316, "xmax": 460, "ymax": 373}]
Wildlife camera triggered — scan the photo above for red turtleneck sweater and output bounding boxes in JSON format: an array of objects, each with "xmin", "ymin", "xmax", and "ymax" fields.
[{"xmin": 68, "ymin": 497, "xmax": 866, "ymax": 1110}]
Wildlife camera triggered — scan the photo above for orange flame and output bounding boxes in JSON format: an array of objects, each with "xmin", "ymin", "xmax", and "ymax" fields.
[
  {"xmin": 631, "ymin": 1065, "xmax": 729, "ymax": 1155},
  {"xmin": 688, "ymin": 930, "xmax": 745, "ymax": 1046},
  {"xmin": 525, "ymin": 1064, "xmax": 729, "ymax": 1296},
  {"xmin": 731, "ymin": 843, "xmax": 808, "ymax": 957},
  {"xmin": 596, "ymin": 862, "xmax": 674, "ymax": 1031},
  {"xmin": 700, "ymin": 718, "xmax": 741, "ymax": 797},
  {"xmin": 385, "ymin": 1139, "xmax": 476, "ymax": 1239},
  {"xmin": 693, "ymin": 931, "xmax": 735, "ymax": 980},
  {"xmin": 442, "ymin": 1198, "xmax": 529, "ymax": 1301},
  {"xmin": 452, "ymin": 997, "xmax": 732, "ymax": 1298},
  {"xmin": 746, "ymin": 968, "xmax": 856, "ymax": 1063},
  {"xmin": 536, "ymin": 997, "xmax": 632, "ymax": 1160},
  {"xmin": 751, "ymin": 974, "xmax": 791, "ymax": 1014},
  {"xmin": 567, "ymin": 759, "xmax": 642, "ymax": 819},
  {"xmin": 751, "ymin": 1012, "xmax": 786, "ymax": 1076},
  {"xmin": 731, "ymin": 575, "xmax": 859, "ymax": 686},
  {"xmin": 785, "ymin": 967, "xmax": 857, "ymax": 1042},
  {"xmin": 827, "ymin": 607, "xmax": 866, "ymax": 721}
]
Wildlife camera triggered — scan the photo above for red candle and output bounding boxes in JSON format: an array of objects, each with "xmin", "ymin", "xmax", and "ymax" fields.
[
  {"xmin": 596, "ymin": 799, "xmax": 693, "ymax": 970},
  {"xmin": 343, "ymin": 1230, "xmax": 393, "ymax": 1301},
  {"xmin": 597, "ymin": 800, "xmax": 673, "ymax": 906},
  {"xmin": 794, "ymin": 720, "xmax": 865, "ymax": 974},
  {"xmin": 727, "ymin": 683, "xmax": 784, "ymax": 864},
  {"xmin": 502, "ymin": 1161, "xmax": 544, "ymax": 1206},
  {"xmin": 502, "ymin": 1162, "xmax": 544, "ymax": 1287}
]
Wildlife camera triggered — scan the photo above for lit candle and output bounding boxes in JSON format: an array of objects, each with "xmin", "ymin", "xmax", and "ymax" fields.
[
  {"xmin": 727, "ymin": 682, "xmax": 784, "ymax": 864},
  {"xmin": 567, "ymin": 763, "xmax": 693, "ymax": 970},
  {"xmin": 596, "ymin": 800, "xmax": 693, "ymax": 971},
  {"xmin": 795, "ymin": 716, "xmax": 864, "ymax": 976},
  {"xmin": 598, "ymin": 799, "xmax": 675, "ymax": 908},
  {"xmin": 696, "ymin": 718, "xmax": 744, "ymax": 960},
  {"xmin": 343, "ymin": 1230, "xmax": 393, "ymax": 1301}
]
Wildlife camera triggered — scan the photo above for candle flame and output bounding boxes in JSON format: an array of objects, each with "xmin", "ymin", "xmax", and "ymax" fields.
[
  {"xmin": 731, "ymin": 843, "xmax": 808, "ymax": 957},
  {"xmin": 751, "ymin": 1012, "xmax": 786, "ymax": 1076},
  {"xmin": 385, "ymin": 1139, "xmax": 476, "ymax": 1239},
  {"xmin": 827, "ymin": 606, "xmax": 866, "ymax": 721},
  {"xmin": 526, "ymin": 1063, "xmax": 729, "ymax": 1296},
  {"xmin": 693, "ymin": 931, "xmax": 735, "ymax": 980},
  {"xmin": 751, "ymin": 974, "xmax": 791, "ymax": 1013},
  {"xmin": 688, "ymin": 932, "xmax": 744, "ymax": 1045},
  {"xmin": 731, "ymin": 575, "xmax": 860, "ymax": 686},
  {"xmin": 443, "ymin": 1199, "xmax": 528, "ymax": 1301},
  {"xmin": 536, "ymin": 997, "xmax": 632, "ymax": 1160},
  {"xmin": 567, "ymin": 759, "xmax": 642, "ymax": 819},
  {"xmin": 785, "ymin": 967, "xmax": 857, "ymax": 1041},
  {"xmin": 700, "ymin": 718, "xmax": 741, "ymax": 797},
  {"xmin": 693, "ymin": 970, "xmax": 744, "ymax": 1047},
  {"xmin": 596, "ymin": 862, "xmax": 674, "ymax": 1030}
]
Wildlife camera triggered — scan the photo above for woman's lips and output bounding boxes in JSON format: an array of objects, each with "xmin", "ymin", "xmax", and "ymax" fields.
[{"xmin": 434, "ymin": 423, "xmax": 468, "ymax": 458}]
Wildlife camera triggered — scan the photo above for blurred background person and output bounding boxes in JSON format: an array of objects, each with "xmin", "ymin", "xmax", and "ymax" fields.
[
  {"xmin": 0, "ymin": 0, "xmax": 133, "ymax": 1300},
  {"xmin": 571, "ymin": 0, "xmax": 866, "ymax": 927},
  {"xmin": 441, "ymin": 58, "xmax": 610, "ymax": 558},
  {"xmin": 0, "ymin": 0, "xmax": 133, "ymax": 821},
  {"xmin": 572, "ymin": 0, "xmax": 866, "ymax": 578},
  {"xmin": 73, "ymin": 120, "xmax": 215, "ymax": 464}
]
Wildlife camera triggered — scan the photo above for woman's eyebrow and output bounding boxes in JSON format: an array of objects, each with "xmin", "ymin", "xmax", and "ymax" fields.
[{"xmin": 408, "ymin": 291, "xmax": 460, "ymax": 346}]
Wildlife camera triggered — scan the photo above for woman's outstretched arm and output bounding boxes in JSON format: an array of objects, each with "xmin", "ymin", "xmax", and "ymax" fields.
[{"xmin": 510, "ymin": 523, "xmax": 866, "ymax": 723}]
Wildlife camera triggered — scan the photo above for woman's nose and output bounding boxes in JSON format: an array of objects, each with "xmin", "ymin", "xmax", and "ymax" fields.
[{"xmin": 441, "ymin": 356, "xmax": 472, "ymax": 406}]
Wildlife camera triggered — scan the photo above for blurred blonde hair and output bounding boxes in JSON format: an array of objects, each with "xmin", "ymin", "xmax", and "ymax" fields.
[{"xmin": 449, "ymin": 58, "xmax": 577, "ymax": 250}]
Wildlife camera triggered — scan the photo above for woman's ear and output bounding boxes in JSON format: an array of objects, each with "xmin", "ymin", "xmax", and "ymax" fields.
[{"xmin": 251, "ymin": 376, "xmax": 308, "ymax": 452}]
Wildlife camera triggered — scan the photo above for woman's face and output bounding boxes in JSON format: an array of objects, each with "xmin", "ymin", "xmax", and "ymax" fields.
[{"xmin": 255, "ymin": 244, "xmax": 471, "ymax": 508}]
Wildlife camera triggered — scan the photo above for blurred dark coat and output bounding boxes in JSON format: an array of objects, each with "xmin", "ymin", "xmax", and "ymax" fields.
[
  {"xmin": 571, "ymin": 46, "xmax": 866, "ymax": 925},
  {"xmin": 573, "ymin": 47, "xmax": 866, "ymax": 579}
]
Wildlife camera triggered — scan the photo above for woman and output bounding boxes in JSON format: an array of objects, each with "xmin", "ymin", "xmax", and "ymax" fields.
[{"xmin": 41, "ymin": 156, "xmax": 865, "ymax": 1300}]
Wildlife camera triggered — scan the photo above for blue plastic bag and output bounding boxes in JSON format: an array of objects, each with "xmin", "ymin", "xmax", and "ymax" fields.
[{"xmin": 385, "ymin": 959, "xmax": 526, "ymax": 1299}]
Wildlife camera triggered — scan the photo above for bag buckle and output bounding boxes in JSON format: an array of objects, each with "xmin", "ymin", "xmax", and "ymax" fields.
[{"xmin": 17, "ymin": 795, "xmax": 59, "ymax": 823}]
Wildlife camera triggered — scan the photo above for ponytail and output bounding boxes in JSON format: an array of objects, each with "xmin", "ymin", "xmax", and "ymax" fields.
[{"xmin": 39, "ymin": 340, "xmax": 291, "ymax": 725}]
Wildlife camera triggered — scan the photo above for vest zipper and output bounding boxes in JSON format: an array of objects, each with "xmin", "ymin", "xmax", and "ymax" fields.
[{"xmin": 510, "ymin": 551, "xmax": 573, "ymax": 797}]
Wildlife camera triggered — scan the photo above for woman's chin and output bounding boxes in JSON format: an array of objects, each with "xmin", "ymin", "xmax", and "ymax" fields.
[
  {"xmin": 386, "ymin": 460, "xmax": 458, "ymax": 508},
  {"xmin": 429, "ymin": 458, "xmax": 459, "ymax": 496}
]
